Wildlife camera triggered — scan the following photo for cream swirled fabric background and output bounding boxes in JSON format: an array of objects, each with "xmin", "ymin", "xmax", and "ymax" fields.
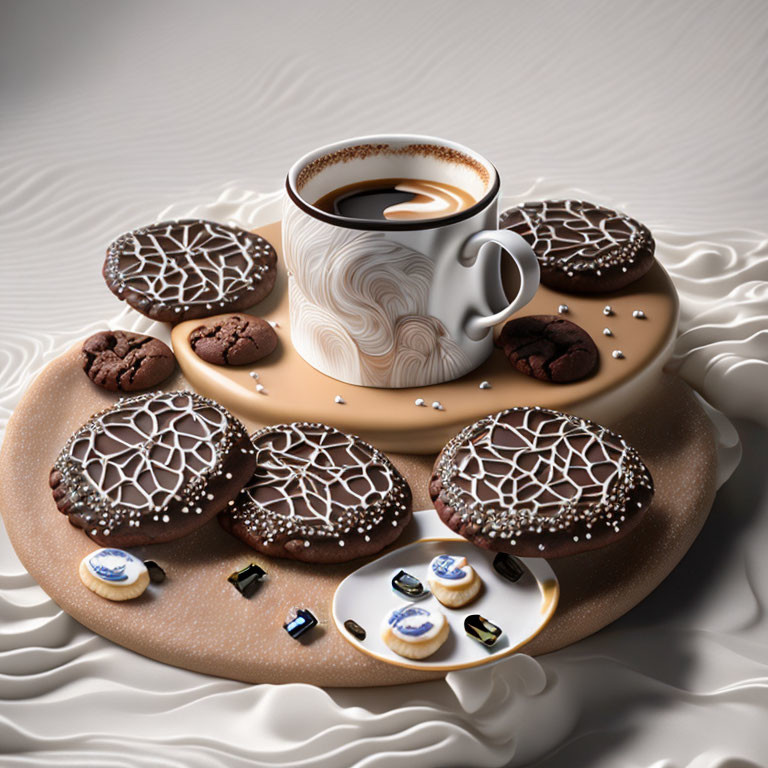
[{"xmin": 2, "ymin": 1, "xmax": 768, "ymax": 766}]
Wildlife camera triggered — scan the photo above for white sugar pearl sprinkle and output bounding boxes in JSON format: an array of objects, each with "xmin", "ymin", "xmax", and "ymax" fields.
[
  {"xmin": 431, "ymin": 401, "xmax": 444, "ymax": 410},
  {"xmin": 256, "ymin": 383, "xmax": 266, "ymax": 394},
  {"xmin": 414, "ymin": 398, "xmax": 426, "ymax": 407},
  {"xmin": 612, "ymin": 350, "xmax": 625, "ymax": 359},
  {"xmin": 479, "ymin": 381, "xmax": 492, "ymax": 390},
  {"xmin": 558, "ymin": 304, "xmax": 569, "ymax": 314},
  {"xmin": 603, "ymin": 328, "xmax": 613, "ymax": 336},
  {"xmin": 334, "ymin": 395, "xmax": 345, "ymax": 405},
  {"xmin": 249, "ymin": 371, "xmax": 259, "ymax": 379},
  {"xmin": 603, "ymin": 306, "xmax": 614, "ymax": 316},
  {"xmin": 633, "ymin": 309, "xmax": 646, "ymax": 319}
]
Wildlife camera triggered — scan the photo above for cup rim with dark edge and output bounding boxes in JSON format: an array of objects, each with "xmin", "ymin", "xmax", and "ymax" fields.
[{"xmin": 285, "ymin": 134, "xmax": 501, "ymax": 232}]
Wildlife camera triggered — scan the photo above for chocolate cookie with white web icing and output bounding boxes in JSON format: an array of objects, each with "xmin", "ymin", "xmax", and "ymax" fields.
[
  {"xmin": 500, "ymin": 200, "xmax": 655, "ymax": 293},
  {"xmin": 49, "ymin": 391, "xmax": 255, "ymax": 547},
  {"xmin": 219, "ymin": 423, "xmax": 412, "ymax": 563},
  {"xmin": 103, "ymin": 219, "xmax": 277, "ymax": 322},
  {"xmin": 430, "ymin": 407, "xmax": 654, "ymax": 558}
]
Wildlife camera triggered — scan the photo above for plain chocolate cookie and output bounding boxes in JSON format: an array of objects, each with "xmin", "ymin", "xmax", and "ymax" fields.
[
  {"xmin": 430, "ymin": 407, "xmax": 654, "ymax": 558},
  {"xmin": 219, "ymin": 422, "xmax": 412, "ymax": 563},
  {"xmin": 49, "ymin": 391, "xmax": 255, "ymax": 547},
  {"xmin": 500, "ymin": 200, "xmax": 655, "ymax": 294},
  {"xmin": 188, "ymin": 313, "xmax": 278, "ymax": 366},
  {"xmin": 103, "ymin": 219, "xmax": 277, "ymax": 323},
  {"xmin": 496, "ymin": 315, "xmax": 598, "ymax": 383},
  {"xmin": 80, "ymin": 330, "xmax": 175, "ymax": 392}
]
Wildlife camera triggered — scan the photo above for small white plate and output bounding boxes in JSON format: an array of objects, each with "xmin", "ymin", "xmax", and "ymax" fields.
[{"xmin": 332, "ymin": 514, "xmax": 559, "ymax": 672}]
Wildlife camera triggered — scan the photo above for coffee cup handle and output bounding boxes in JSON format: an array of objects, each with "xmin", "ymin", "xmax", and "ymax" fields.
[{"xmin": 459, "ymin": 229, "xmax": 540, "ymax": 340}]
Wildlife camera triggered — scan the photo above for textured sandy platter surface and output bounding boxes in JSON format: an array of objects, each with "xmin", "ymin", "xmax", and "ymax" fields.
[{"xmin": 0, "ymin": 340, "xmax": 716, "ymax": 685}]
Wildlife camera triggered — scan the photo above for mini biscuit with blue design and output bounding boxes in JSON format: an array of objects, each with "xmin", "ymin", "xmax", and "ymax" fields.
[
  {"xmin": 79, "ymin": 548, "xmax": 150, "ymax": 601},
  {"xmin": 381, "ymin": 604, "xmax": 449, "ymax": 660},
  {"xmin": 427, "ymin": 553, "xmax": 481, "ymax": 608}
]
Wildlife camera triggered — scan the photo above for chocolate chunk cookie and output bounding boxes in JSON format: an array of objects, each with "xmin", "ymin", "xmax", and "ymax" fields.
[
  {"xmin": 103, "ymin": 220, "xmax": 277, "ymax": 322},
  {"xmin": 80, "ymin": 330, "xmax": 175, "ymax": 392},
  {"xmin": 500, "ymin": 200, "xmax": 655, "ymax": 294},
  {"xmin": 49, "ymin": 391, "xmax": 255, "ymax": 547},
  {"xmin": 219, "ymin": 422, "xmax": 412, "ymax": 563},
  {"xmin": 496, "ymin": 315, "xmax": 598, "ymax": 383},
  {"xmin": 430, "ymin": 407, "xmax": 654, "ymax": 558},
  {"xmin": 189, "ymin": 313, "xmax": 278, "ymax": 366}
]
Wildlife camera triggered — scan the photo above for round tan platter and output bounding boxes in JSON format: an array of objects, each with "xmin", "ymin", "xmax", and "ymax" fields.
[{"xmin": 0, "ymin": 224, "xmax": 717, "ymax": 688}]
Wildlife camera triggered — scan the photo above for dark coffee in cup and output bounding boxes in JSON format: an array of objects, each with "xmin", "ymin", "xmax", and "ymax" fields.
[{"xmin": 314, "ymin": 177, "xmax": 477, "ymax": 222}]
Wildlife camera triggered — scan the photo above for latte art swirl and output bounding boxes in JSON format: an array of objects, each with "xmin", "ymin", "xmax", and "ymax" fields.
[
  {"xmin": 383, "ymin": 180, "xmax": 475, "ymax": 220},
  {"xmin": 314, "ymin": 178, "xmax": 477, "ymax": 222}
]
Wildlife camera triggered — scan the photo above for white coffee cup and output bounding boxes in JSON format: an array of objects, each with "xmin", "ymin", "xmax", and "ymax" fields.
[{"xmin": 283, "ymin": 134, "xmax": 539, "ymax": 388}]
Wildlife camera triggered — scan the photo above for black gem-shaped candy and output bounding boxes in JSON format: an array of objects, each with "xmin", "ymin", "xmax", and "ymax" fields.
[
  {"xmin": 392, "ymin": 569, "xmax": 426, "ymax": 599},
  {"xmin": 344, "ymin": 619, "xmax": 366, "ymax": 641},
  {"xmin": 284, "ymin": 608, "xmax": 318, "ymax": 639},
  {"xmin": 464, "ymin": 614, "xmax": 503, "ymax": 647},
  {"xmin": 493, "ymin": 553, "xmax": 524, "ymax": 583},
  {"xmin": 228, "ymin": 562, "xmax": 266, "ymax": 598},
  {"xmin": 143, "ymin": 560, "xmax": 166, "ymax": 584}
]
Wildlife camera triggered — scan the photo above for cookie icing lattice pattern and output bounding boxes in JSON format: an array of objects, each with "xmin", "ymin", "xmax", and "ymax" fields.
[
  {"xmin": 231, "ymin": 422, "xmax": 410, "ymax": 545},
  {"xmin": 437, "ymin": 407, "xmax": 653, "ymax": 540},
  {"xmin": 52, "ymin": 391, "xmax": 244, "ymax": 536},
  {"xmin": 105, "ymin": 219, "xmax": 273, "ymax": 311},
  {"xmin": 500, "ymin": 200, "xmax": 651, "ymax": 276}
]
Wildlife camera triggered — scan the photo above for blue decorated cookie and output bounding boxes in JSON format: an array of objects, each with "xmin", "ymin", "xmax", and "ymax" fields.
[
  {"xmin": 79, "ymin": 548, "xmax": 150, "ymax": 601},
  {"xmin": 381, "ymin": 604, "xmax": 449, "ymax": 660},
  {"xmin": 427, "ymin": 553, "xmax": 481, "ymax": 608}
]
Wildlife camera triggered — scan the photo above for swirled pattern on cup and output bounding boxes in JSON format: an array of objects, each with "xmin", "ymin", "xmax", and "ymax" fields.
[{"xmin": 282, "ymin": 200, "xmax": 471, "ymax": 387}]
